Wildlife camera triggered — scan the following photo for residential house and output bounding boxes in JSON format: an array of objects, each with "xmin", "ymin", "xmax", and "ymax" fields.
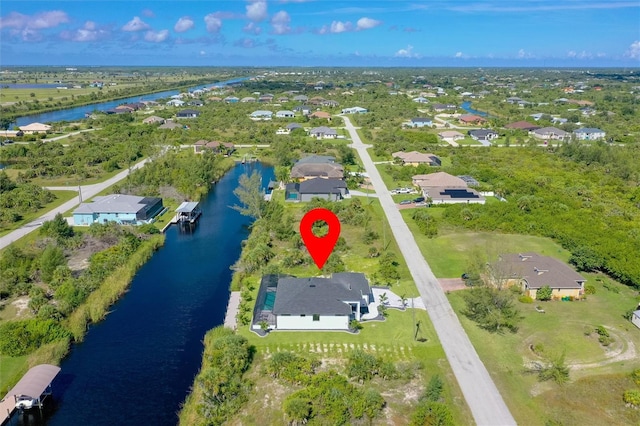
[
  {"xmin": 468, "ymin": 129, "xmax": 499, "ymax": 142},
  {"xmin": 309, "ymin": 111, "xmax": 332, "ymax": 121},
  {"xmin": 432, "ymin": 103, "xmax": 457, "ymax": 112},
  {"xmin": 188, "ymin": 100, "xmax": 204, "ymax": 107},
  {"xmin": 458, "ymin": 114, "xmax": 487, "ymax": 125},
  {"xmin": 412, "ymin": 96, "xmax": 429, "ymax": 104},
  {"xmin": 259, "ymin": 94, "xmax": 274, "ymax": 103},
  {"xmin": 296, "ymin": 155, "xmax": 335, "ymax": 164},
  {"xmin": 241, "ymin": 96, "xmax": 257, "ymax": 103},
  {"xmin": 293, "ymin": 94, "xmax": 308, "ymax": 102},
  {"xmin": 632, "ymin": 310, "xmax": 640, "ymax": 330},
  {"xmin": 286, "ymin": 123, "xmax": 303, "ymax": 132},
  {"xmin": 551, "ymin": 117, "xmax": 568, "ymax": 125},
  {"xmin": 412, "ymin": 171, "xmax": 485, "ymax": 205},
  {"xmin": 438, "ymin": 130, "xmax": 465, "ymax": 142},
  {"xmin": 341, "ymin": 106, "xmax": 368, "ymax": 114},
  {"xmin": 275, "ymin": 110, "xmax": 295, "ymax": 118},
  {"xmin": 278, "ymin": 97, "xmax": 289, "ymax": 103},
  {"xmin": 530, "ymin": 113, "xmax": 545, "ymax": 121},
  {"xmin": 531, "ymin": 127, "xmax": 569, "ymax": 140},
  {"xmin": 293, "ymin": 105, "xmax": 312, "ymax": 115},
  {"xmin": 285, "ymin": 178, "xmax": 348, "ymax": 202},
  {"xmin": 322, "ymin": 100, "xmax": 339, "ymax": 107},
  {"xmin": 308, "ymin": 126, "xmax": 338, "ymax": 139},
  {"xmin": 158, "ymin": 120, "xmax": 183, "ymax": 130},
  {"xmin": 19, "ymin": 122, "xmax": 52, "ymax": 134},
  {"xmin": 406, "ymin": 117, "xmax": 433, "ymax": 128},
  {"xmin": 250, "ymin": 110, "xmax": 273, "ymax": 120},
  {"xmin": 504, "ymin": 121, "xmax": 540, "ymax": 131},
  {"xmin": 166, "ymin": 99, "xmax": 185, "ymax": 107},
  {"xmin": 252, "ymin": 273, "xmax": 373, "ymax": 331},
  {"xmin": 142, "ymin": 116, "xmax": 165, "ymax": 125},
  {"xmin": 224, "ymin": 96, "xmax": 239, "ymax": 103},
  {"xmin": 73, "ymin": 194, "xmax": 164, "ymax": 226},
  {"xmin": 494, "ymin": 253, "xmax": 586, "ymax": 300},
  {"xmin": 176, "ymin": 109, "xmax": 201, "ymax": 118},
  {"xmin": 573, "ymin": 128, "xmax": 606, "ymax": 140},
  {"xmin": 308, "ymin": 96, "xmax": 325, "ymax": 106},
  {"xmin": 506, "ymin": 97, "xmax": 523, "ymax": 104},
  {"xmin": 392, "ymin": 151, "xmax": 441, "ymax": 166},
  {"xmin": 291, "ymin": 162, "xmax": 344, "ymax": 181},
  {"xmin": 208, "ymin": 96, "xmax": 222, "ymax": 102},
  {"xmin": 194, "ymin": 140, "xmax": 235, "ymax": 154}
]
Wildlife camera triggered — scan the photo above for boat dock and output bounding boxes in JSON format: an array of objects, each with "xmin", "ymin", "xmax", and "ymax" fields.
[
  {"xmin": 1, "ymin": 364, "xmax": 61, "ymax": 425},
  {"xmin": 224, "ymin": 292, "xmax": 241, "ymax": 330},
  {"xmin": 175, "ymin": 201, "xmax": 202, "ymax": 224}
]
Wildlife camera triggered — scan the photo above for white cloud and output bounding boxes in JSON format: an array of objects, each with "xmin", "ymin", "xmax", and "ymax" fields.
[
  {"xmin": 174, "ymin": 17, "xmax": 194, "ymax": 33},
  {"xmin": 626, "ymin": 41, "xmax": 640, "ymax": 59},
  {"xmin": 1, "ymin": 10, "xmax": 69, "ymax": 30},
  {"xmin": 142, "ymin": 9, "xmax": 155, "ymax": 18},
  {"xmin": 204, "ymin": 14, "xmax": 222, "ymax": 33},
  {"xmin": 246, "ymin": 0, "xmax": 268, "ymax": 22},
  {"xmin": 122, "ymin": 16, "xmax": 150, "ymax": 32},
  {"xmin": 200, "ymin": 50, "xmax": 206, "ymax": 56},
  {"xmin": 61, "ymin": 20, "xmax": 109, "ymax": 42},
  {"xmin": 356, "ymin": 17, "xmax": 381, "ymax": 30},
  {"xmin": 271, "ymin": 11, "xmax": 291, "ymax": 34},
  {"xmin": 517, "ymin": 48, "xmax": 535, "ymax": 59},
  {"xmin": 567, "ymin": 50, "xmax": 577, "ymax": 58},
  {"xmin": 317, "ymin": 21, "xmax": 354, "ymax": 34},
  {"xmin": 243, "ymin": 22, "xmax": 262, "ymax": 35},
  {"xmin": 455, "ymin": 51, "xmax": 463, "ymax": 58},
  {"xmin": 395, "ymin": 45, "xmax": 419, "ymax": 58},
  {"xmin": 144, "ymin": 29, "xmax": 169, "ymax": 42}
]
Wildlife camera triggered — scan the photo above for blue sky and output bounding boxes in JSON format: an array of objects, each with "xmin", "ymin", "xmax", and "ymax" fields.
[{"xmin": 1, "ymin": 1, "xmax": 639, "ymax": 66}]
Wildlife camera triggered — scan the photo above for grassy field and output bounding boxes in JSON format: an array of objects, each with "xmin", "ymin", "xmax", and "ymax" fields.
[
  {"xmin": 402, "ymin": 212, "xmax": 571, "ymax": 278},
  {"xmin": 396, "ymin": 203, "xmax": 640, "ymax": 424},
  {"xmin": 0, "ymin": 190, "xmax": 78, "ymax": 237},
  {"xmin": 447, "ymin": 277, "xmax": 640, "ymax": 426}
]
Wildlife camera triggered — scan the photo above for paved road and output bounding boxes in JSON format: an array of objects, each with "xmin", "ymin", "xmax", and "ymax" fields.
[
  {"xmin": 42, "ymin": 128, "xmax": 97, "ymax": 142},
  {"xmin": 340, "ymin": 115, "xmax": 516, "ymax": 426},
  {"xmin": 0, "ymin": 158, "xmax": 150, "ymax": 251}
]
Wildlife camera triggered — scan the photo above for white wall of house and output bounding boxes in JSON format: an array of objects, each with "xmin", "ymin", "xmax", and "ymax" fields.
[
  {"xmin": 276, "ymin": 314, "xmax": 349, "ymax": 330},
  {"xmin": 632, "ymin": 311, "xmax": 640, "ymax": 329}
]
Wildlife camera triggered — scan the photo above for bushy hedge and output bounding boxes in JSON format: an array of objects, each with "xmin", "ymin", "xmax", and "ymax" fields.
[{"xmin": 0, "ymin": 319, "xmax": 70, "ymax": 356}]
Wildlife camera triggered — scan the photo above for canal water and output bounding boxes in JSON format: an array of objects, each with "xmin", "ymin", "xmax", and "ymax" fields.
[
  {"xmin": 14, "ymin": 162, "xmax": 273, "ymax": 426},
  {"xmin": 460, "ymin": 101, "xmax": 489, "ymax": 117},
  {"xmin": 11, "ymin": 77, "xmax": 248, "ymax": 128}
]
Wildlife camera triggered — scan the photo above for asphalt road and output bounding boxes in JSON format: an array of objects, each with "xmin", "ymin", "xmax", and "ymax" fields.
[
  {"xmin": 0, "ymin": 158, "xmax": 149, "ymax": 251},
  {"xmin": 340, "ymin": 115, "xmax": 517, "ymax": 426}
]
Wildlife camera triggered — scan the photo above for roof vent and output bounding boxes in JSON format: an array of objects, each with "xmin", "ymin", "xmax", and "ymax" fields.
[{"xmin": 309, "ymin": 284, "xmax": 316, "ymax": 287}]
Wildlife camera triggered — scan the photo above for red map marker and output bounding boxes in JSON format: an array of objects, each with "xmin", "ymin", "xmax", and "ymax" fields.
[{"xmin": 300, "ymin": 208, "xmax": 341, "ymax": 270}]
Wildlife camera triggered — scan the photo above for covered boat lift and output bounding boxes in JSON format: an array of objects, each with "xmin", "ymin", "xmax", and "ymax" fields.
[
  {"xmin": 1, "ymin": 364, "xmax": 61, "ymax": 423},
  {"xmin": 175, "ymin": 201, "xmax": 201, "ymax": 224}
]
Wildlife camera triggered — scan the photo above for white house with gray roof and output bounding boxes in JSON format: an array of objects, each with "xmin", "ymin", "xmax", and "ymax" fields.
[
  {"xmin": 573, "ymin": 128, "xmax": 606, "ymax": 140},
  {"xmin": 262, "ymin": 273, "xmax": 373, "ymax": 330}
]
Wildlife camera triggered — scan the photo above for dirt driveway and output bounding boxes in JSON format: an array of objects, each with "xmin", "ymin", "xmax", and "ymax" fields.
[{"xmin": 438, "ymin": 278, "xmax": 467, "ymax": 292}]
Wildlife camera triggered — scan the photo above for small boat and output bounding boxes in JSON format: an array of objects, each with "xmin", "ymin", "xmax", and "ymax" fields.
[{"xmin": 15, "ymin": 395, "xmax": 36, "ymax": 410}]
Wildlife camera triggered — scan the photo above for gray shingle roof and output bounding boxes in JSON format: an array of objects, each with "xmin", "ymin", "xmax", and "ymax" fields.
[
  {"xmin": 498, "ymin": 253, "xmax": 585, "ymax": 289},
  {"xmin": 272, "ymin": 273, "xmax": 370, "ymax": 315}
]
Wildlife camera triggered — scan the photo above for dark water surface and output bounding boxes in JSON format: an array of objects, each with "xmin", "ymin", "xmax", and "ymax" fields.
[
  {"xmin": 11, "ymin": 77, "xmax": 247, "ymax": 127},
  {"xmin": 460, "ymin": 101, "xmax": 489, "ymax": 117},
  {"xmin": 14, "ymin": 162, "xmax": 273, "ymax": 426}
]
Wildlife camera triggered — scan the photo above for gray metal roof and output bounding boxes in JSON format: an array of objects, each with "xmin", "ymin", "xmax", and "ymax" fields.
[
  {"xmin": 7, "ymin": 364, "xmax": 61, "ymax": 399},
  {"xmin": 175, "ymin": 202, "xmax": 199, "ymax": 213},
  {"xmin": 295, "ymin": 155, "xmax": 335, "ymax": 164},
  {"xmin": 73, "ymin": 194, "xmax": 155, "ymax": 215},
  {"xmin": 273, "ymin": 273, "xmax": 369, "ymax": 315},
  {"xmin": 498, "ymin": 253, "xmax": 585, "ymax": 289}
]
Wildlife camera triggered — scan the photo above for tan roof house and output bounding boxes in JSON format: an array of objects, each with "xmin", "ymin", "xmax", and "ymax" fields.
[
  {"xmin": 412, "ymin": 172, "xmax": 484, "ymax": 205},
  {"xmin": 438, "ymin": 130, "xmax": 465, "ymax": 142},
  {"xmin": 309, "ymin": 111, "xmax": 332, "ymax": 121},
  {"xmin": 392, "ymin": 151, "xmax": 441, "ymax": 166},
  {"xmin": 458, "ymin": 114, "xmax": 487, "ymax": 125},
  {"xmin": 19, "ymin": 122, "xmax": 52, "ymax": 134},
  {"xmin": 291, "ymin": 162, "xmax": 344, "ymax": 181},
  {"xmin": 494, "ymin": 253, "xmax": 586, "ymax": 300},
  {"xmin": 142, "ymin": 116, "xmax": 165, "ymax": 125}
]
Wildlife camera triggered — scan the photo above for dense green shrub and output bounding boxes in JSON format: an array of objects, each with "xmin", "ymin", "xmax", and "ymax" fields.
[
  {"xmin": 536, "ymin": 285, "xmax": 553, "ymax": 301},
  {"xmin": 584, "ymin": 284, "xmax": 596, "ymax": 295},
  {"xmin": 0, "ymin": 319, "xmax": 70, "ymax": 356},
  {"xmin": 623, "ymin": 389, "xmax": 640, "ymax": 407},
  {"xmin": 265, "ymin": 352, "xmax": 320, "ymax": 385},
  {"xmin": 410, "ymin": 402, "xmax": 454, "ymax": 426},
  {"xmin": 518, "ymin": 295, "xmax": 534, "ymax": 304},
  {"xmin": 463, "ymin": 286, "xmax": 521, "ymax": 333}
]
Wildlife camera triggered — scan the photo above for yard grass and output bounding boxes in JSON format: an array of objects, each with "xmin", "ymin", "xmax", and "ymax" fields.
[
  {"xmin": 402, "ymin": 214, "xmax": 571, "ymax": 278},
  {"xmin": 0, "ymin": 190, "xmax": 78, "ymax": 237},
  {"xmin": 447, "ymin": 276, "xmax": 640, "ymax": 426},
  {"xmin": 0, "ymin": 355, "xmax": 27, "ymax": 395}
]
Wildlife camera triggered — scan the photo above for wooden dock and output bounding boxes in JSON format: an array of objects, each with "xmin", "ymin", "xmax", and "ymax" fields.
[
  {"xmin": 1, "ymin": 393, "xmax": 16, "ymax": 425},
  {"xmin": 224, "ymin": 292, "xmax": 241, "ymax": 330}
]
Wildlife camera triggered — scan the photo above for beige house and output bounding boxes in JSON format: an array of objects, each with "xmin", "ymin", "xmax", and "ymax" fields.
[
  {"xmin": 291, "ymin": 162, "xmax": 344, "ymax": 181},
  {"xmin": 19, "ymin": 122, "xmax": 52, "ymax": 134},
  {"xmin": 142, "ymin": 116, "xmax": 165, "ymax": 125},
  {"xmin": 438, "ymin": 130, "xmax": 465, "ymax": 142},
  {"xmin": 392, "ymin": 151, "xmax": 441, "ymax": 166},
  {"xmin": 412, "ymin": 172, "xmax": 485, "ymax": 205},
  {"xmin": 495, "ymin": 253, "xmax": 586, "ymax": 300}
]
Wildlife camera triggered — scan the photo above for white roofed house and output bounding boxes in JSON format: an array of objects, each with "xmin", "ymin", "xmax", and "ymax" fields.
[
  {"xmin": 531, "ymin": 127, "xmax": 569, "ymax": 140},
  {"xmin": 573, "ymin": 128, "xmax": 606, "ymax": 141},
  {"xmin": 438, "ymin": 130, "xmax": 465, "ymax": 142},
  {"xmin": 73, "ymin": 194, "xmax": 165, "ymax": 226},
  {"xmin": 406, "ymin": 117, "xmax": 433, "ymax": 128},
  {"xmin": 341, "ymin": 106, "xmax": 368, "ymax": 114},
  {"xmin": 275, "ymin": 110, "xmax": 295, "ymax": 118},
  {"xmin": 19, "ymin": 123, "xmax": 52, "ymax": 134},
  {"xmin": 392, "ymin": 151, "xmax": 441, "ymax": 166},
  {"xmin": 308, "ymin": 126, "xmax": 338, "ymax": 139},
  {"xmin": 166, "ymin": 99, "xmax": 185, "ymax": 107},
  {"xmin": 250, "ymin": 110, "xmax": 273, "ymax": 120}
]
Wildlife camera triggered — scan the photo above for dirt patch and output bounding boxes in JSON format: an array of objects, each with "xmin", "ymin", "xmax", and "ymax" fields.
[
  {"xmin": 438, "ymin": 278, "xmax": 467, "ymax": 292},
  {"xmin": 67, "ymin": 236, "xmax": 114, "ymax": 272},
  {"xmin": 11, "ymin": 297, "xmax": 30, "ymax": 317}
]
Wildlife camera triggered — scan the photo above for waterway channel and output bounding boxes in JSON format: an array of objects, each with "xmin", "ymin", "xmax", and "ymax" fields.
[
  {"xmin": 12, "ymin": 162, "xmax": 273, "ymax": 426},
  {"xmin": 10, "ymin": 77, "xmax": 248, "ymax": 128}
]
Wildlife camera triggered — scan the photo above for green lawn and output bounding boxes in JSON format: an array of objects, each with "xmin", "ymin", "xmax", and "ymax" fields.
[
  {"xmin": 447, "ymin": 277, "xmax": 640, "ymax": 426},
  {"xmin": 0, "ymin": 190, "xmax": 78, "ymax": 237},
  {"xmin": 402, "ymin": 216, "xmax": 571, "ymax": 278},
  {"xmin": 0, "ymin": 355, "xmax": 28, "ymax": 395}
]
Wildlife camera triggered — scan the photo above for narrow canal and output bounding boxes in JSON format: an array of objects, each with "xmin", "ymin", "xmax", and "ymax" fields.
[{"xmin": 16, "ymin": 162, "xmax": 273, "ymax": 426}]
